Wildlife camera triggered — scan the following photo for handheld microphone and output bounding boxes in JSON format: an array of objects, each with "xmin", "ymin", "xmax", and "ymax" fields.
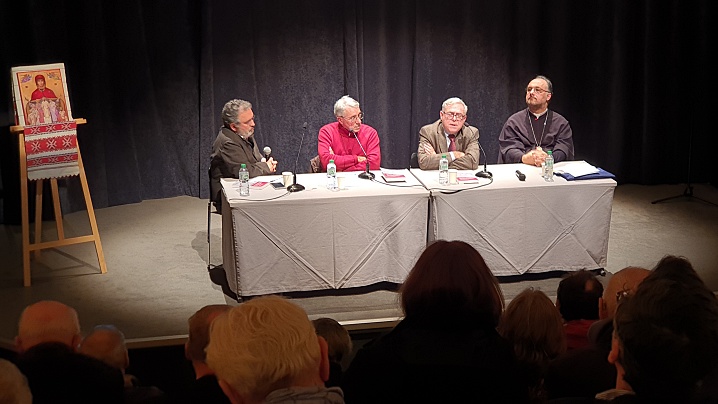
[
  {"xmin": 287, "ymin": 122, "xmax": 308, "ymax": 192},
  {"xmin": 516, "ymin": 170, "xmax": 526, "ymax": 181},
  {"xmin": 464, "ymin": 122, "xmax": 492, "ymax": 179},
  {"xmin": 351, "ymin": 130, "xmax": 375, "ymax": 180},
  {"xmin": 263, "ymin": 146, "xmax": 272, "ymax": 160}
]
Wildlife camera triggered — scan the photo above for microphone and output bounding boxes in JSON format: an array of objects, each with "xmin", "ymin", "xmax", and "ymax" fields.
[
  {"xmin": 516, "ymin": 170, "xmax": 526, "ymax": 181},
  {"xmin": 464, "ymin": 122, "xmax": 492, "ymax": 179},
  {"xmin": 263, "ymin": 146, "xmax": 272, "ymax": 160},
  {"xmin": 351, "ymin": 130, "xmax": 375, "ymax": 180},
  {"xmin": 287, "ymin": 122, "xmax": 308, "ymax": 192}
]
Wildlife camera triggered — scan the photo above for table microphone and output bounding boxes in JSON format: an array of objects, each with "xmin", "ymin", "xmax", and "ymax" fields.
[
  {"xmin": 464, "ymin": 122, "xmax": 492, "ymax": 178},
  {"xmin": 352, "ymin": 130, "xmax": 375, "ymax": 180},
  {"xmin": 263, "ymin": 146, "xmax": 272, "ymax": 160},
  {"xmin": 287, "ymin": 122, "xmax": 307, "ymax": 192},
  {"xmin": 516, "ymin": 170, "xmax": 526, "ymax": 181}
]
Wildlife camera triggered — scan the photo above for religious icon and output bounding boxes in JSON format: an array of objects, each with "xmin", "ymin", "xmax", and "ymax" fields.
[{"xmin": 11, "ymin": 63, "xmax": 73, "ymax": 127}]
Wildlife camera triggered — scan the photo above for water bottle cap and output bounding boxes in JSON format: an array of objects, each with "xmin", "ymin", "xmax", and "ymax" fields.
[
  {"xmin": 442, "ymin": 154, "xmax": 446, "ymax": 158},
  {"xmin": 329, "ymin": 159, "xmax": 334, "ymax": 163},
  {"xmin": 240, "ymin": 164, "xmax": 246, "ymax": 168},
  {"xmin": 547, "ymin": 150, "xmax": 552, "ymax": 155}
]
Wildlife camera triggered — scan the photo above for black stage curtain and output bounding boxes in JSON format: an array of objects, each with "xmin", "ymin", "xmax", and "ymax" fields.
[{"xmin": 1, "ymin": 0, "xmax": 714, "ymax": 223}]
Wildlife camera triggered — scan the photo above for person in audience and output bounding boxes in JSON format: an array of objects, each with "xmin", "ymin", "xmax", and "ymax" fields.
[
  {"xmin": 312, "ymin": 317, "xmax": 353, "ymax": 388},
  {"xmin": 597, "ymin": 256, "xmax": 718, "ymax": 403},
  {"xmin": 15, "ymin": 300, "xmax": 82, "ymax": 353},
  {"xmin": 545, "ymin": 267, "xmax": 650, "ymax": 400},
  {"xmin": 14, "ymin": 300, "xmax": 125, "ymax": 404},
  {"xmin": 556, "ymin": 270, "xmax": 604, "ymax": 350},
  {"xmin": 0, "ymin": 358, "xmax": 32, "ymax": 404},
  {"xmin": 498, "ymin": 75, "xmax": 574, "ymax": 165},
  {"xmin": 79, "ymin": 324, "xmax": 167, "ymax": 403},
  {"xmin": 499, "ymin": 288, "xmax": 566, "ymax": 402},
  {"xmin": 318, "ymin": 95, "xmax": 381, "ymax": 172},
  {"xmin": 417, "ymin": 97, "xmax": 480, "ymax": 170},
  {"xmin": 185, "ymin": 304, "xmax": 232, "ymax": 403},
  {"xmin": 209, "ymin": 99, "xmax": 278, "ymax": 208},
  {"xmin": 205, "ymin": 296, "xmax": 343, "ymax": 404},
  {"xmin": 341, "ymin": 240, "xmax": 527, "ymax": 403}
]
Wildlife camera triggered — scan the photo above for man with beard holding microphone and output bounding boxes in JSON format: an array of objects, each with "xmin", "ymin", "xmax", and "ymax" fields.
[
  {"xmin": 209, "ymin": 99, "xmax": 278, "ymax": 208},
  {"xmin": 318, "ymin": 95, "xmax": 381, "ymax": 172}
]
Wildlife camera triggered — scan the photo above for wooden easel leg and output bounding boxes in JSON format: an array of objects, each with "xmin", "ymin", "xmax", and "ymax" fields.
[
  {"xmin": 19, "ymin": 133, "xmax": 31, "ymax": 287},
  {"xmin": 34, "ymin": 179, "xmax": 43, "ymax": 259},
  {"xmin": 77, "ymin": 150, "xmax": 107, "ymax": 274},
  {"xmin": 50, "ymin": 179, "xmax": 65, "ymax": 240}
]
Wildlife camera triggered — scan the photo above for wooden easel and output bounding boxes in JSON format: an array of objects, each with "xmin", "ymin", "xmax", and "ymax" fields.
[{"xmin": 10, "ymin": 118, "xmax": 107, "ymax": 286}]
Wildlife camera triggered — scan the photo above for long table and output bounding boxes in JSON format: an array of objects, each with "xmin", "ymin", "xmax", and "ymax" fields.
[
  {"xmin": 221, "ymin": 170, "xmax": 430, "ymax": 299},
  {"xmin": 410, "ymin": 162, "xmax": 616, "ymax": 276},
  {"xmin": 221, "ymin": 163, "xmax": 616, "ymax": 298}
]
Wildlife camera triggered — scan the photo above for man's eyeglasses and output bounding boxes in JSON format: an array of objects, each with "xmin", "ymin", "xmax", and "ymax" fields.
[
  {"xmin": 341, "ymin": 113, "xmax": 363, "ymax": 123},
  {"xmin": 616, "ymin": 289, "xmax": 630, "ymax": 304},
  {"xmin": 442, "ymin": 112, "xmax": 466, "ymax": 121},
  {"xmin": 526, "ymin": 87, "xmax": 550, "ymax": 94}
]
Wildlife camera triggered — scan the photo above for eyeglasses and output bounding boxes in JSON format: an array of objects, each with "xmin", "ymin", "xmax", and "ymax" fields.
[
  {"xmin": 526, "ymin": 87, "xmax": 550, "ymax": 94},
  {"xmin": 442, "ymin": 112, "xmax": 466, "ymax": 121},
  {"xmin": 616, "ymin": 289, "xmax": 630, "ymax": 304},
  {"xmin": 341, "ymin": 113, "xmax": 363, "ymax": 122}
]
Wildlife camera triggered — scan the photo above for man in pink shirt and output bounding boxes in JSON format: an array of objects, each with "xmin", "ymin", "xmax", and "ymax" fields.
[{"xmin": 318, "ymin": 95, "xmax": 381, "ymax": 172}]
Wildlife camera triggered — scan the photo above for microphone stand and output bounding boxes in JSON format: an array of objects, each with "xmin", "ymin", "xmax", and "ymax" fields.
[
  {"xmin": 287, "ymin": 122, "xmax": 308, "ymax": 192},
  {"xmin": 465, "ymin": 123, "xmax": 492, "ymax": 178},
  {"xmin": 352, "ymin": 130, "xmax": 375, "ymax": 180}
]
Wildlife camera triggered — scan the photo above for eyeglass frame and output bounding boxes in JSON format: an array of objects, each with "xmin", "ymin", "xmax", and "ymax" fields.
[
  {"xmin": 526, "ymin": 86, "xmax": 551, "ymax": 95},
  {"xmin": 339, "ymin": 112, "xmax": 364, "ymax": 123},
  {"xmin": 441, "ymin": 111, "xmax": 467, "ymax": 121}
]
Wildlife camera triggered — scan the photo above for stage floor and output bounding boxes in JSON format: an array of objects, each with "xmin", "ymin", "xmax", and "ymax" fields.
[{"xmin": 2, "ymin": 183, "xmax": 717, "ymax": 349}]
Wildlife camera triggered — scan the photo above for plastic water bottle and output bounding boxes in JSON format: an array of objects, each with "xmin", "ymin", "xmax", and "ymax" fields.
[
  {"xmin": 239, "ymin": 164, "xmax": 250, "ymax": 196},
  {"xmin": 326, "ymin": 159, "xmax": 337, "ymax": 191},
  {"xmin": 439, "ymin": 154, "xmax": 449, "ymax": 185},
  {"xmin": 543, "ymin": 150, "xmax": 554, "ymax": 182}
]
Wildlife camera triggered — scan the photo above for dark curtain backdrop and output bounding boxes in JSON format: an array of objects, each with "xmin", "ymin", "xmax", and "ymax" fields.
[{"xmin": 1, "ymin": 0, "xmax": 714, "ymax": 223}]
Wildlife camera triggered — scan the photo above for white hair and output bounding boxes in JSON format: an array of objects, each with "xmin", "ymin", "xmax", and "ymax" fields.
[
  {"xmin": 442, "ymin": 97, "xmax": 468, "ymax": 114},
  {"xmin": 334, "ymin": 95, "xmax": 360, "ymax": 117},
  {"xmin": 222, "ymin": 99, "xmax": 252, "ymax": 127},
  {"xmin": 0, "ymin": 359, "xmax": 33, "ymax": 404}
]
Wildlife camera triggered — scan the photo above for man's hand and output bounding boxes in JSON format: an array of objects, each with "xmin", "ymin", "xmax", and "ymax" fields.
[
  {"xmin": 357, "ymin": 156, "xmax": 367, "ymax": 163},
  {"xmin": 452, "ymin": 151, "xmax": 465, "ymax": 159},
  {"xmin": 522, "ymin": 148, "xmax": 547, "ymax": 167},
  {"xmin": 267, "ymin": 157, "xmax": 278, "ymax": 172}
]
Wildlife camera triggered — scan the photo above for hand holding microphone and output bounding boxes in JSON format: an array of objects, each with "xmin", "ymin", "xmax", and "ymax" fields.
[{"xmin": 263, "ymin": 146, "xmax": 278, "ymax": 172}]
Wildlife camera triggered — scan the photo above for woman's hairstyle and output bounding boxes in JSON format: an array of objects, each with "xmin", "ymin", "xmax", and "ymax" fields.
[
  {"xmin": 499, "ymin": 288, "xmax": 566, "ymax": 364},
  {"xmin": 400, "ymin": 240, "xmax": 504, "ymax": 326}
]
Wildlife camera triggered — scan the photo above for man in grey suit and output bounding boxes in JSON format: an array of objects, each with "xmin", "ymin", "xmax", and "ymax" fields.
[
  {"xmin": 417, "ymin": 97, "xmax": 480, "ymax": 170},
  {"xmin": 209, "ymin": 99, "xmax": 278, "ymax": 206}
]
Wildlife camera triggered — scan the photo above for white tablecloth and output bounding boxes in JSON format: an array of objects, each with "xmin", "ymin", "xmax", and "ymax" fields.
[
  {"xmin": 410, "ymin": 162, "xmax": 616, "ymax": 276},
  {"xmin": 221, "ymin": 170, "xmax": 430, "ymax": 298}
]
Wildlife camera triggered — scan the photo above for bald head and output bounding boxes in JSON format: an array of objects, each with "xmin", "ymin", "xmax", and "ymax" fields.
[
  {"xmin": 16, "ymin": 300, "xmax": 81, "ymax": 353},
  {"xmin": 600, "ymin": 266, "xmax": 650, "ymax": 319},
  {"xmin": 78, "ymin": 325, "xmax": 129, "ymax": 371}
]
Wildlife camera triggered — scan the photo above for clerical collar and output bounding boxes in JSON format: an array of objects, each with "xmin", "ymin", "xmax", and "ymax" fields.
[{"xmin": 530, "ymin": 109, "xmax": 548, "ymax": 120}]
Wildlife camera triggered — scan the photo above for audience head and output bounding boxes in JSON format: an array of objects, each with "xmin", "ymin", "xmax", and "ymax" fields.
[
  {"xmin": 0, "ymin": 358, "xmax": 32, "ymax": 404},
  {"xmin": 610, "ymin": 256, "xmax": 718, "ymax": 401},
  {"xmin": 556, "ymin": 270, "xmax": 604, "ymax": 322},
  {"xmin": 401, "ymin": 240, "xmax": 504, "ymax": 327},
  {"xmin": 206, "ymin": 296, "xmax": 330, "ymax": 404},
  {"xmin": 500, "ymin": 288, "xmax": 566, "ymax": 365},
  {"xmin": 186, "ymin": 304, "xmax": 232, "ymax": 362},
  {"xmin": 312, "ymin": 317, "xmax": 352, "ymax": 364},
  {"xmin": 15, "ymin": 300, "xmax": 81, "ymax": 353},
  {"xmin": 599, "ymin": 266, "xmax": 650, "ymax": 320},
  {"xmin": 78, "ymin": 325, "xmax": 129, "ymax": 372}
]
